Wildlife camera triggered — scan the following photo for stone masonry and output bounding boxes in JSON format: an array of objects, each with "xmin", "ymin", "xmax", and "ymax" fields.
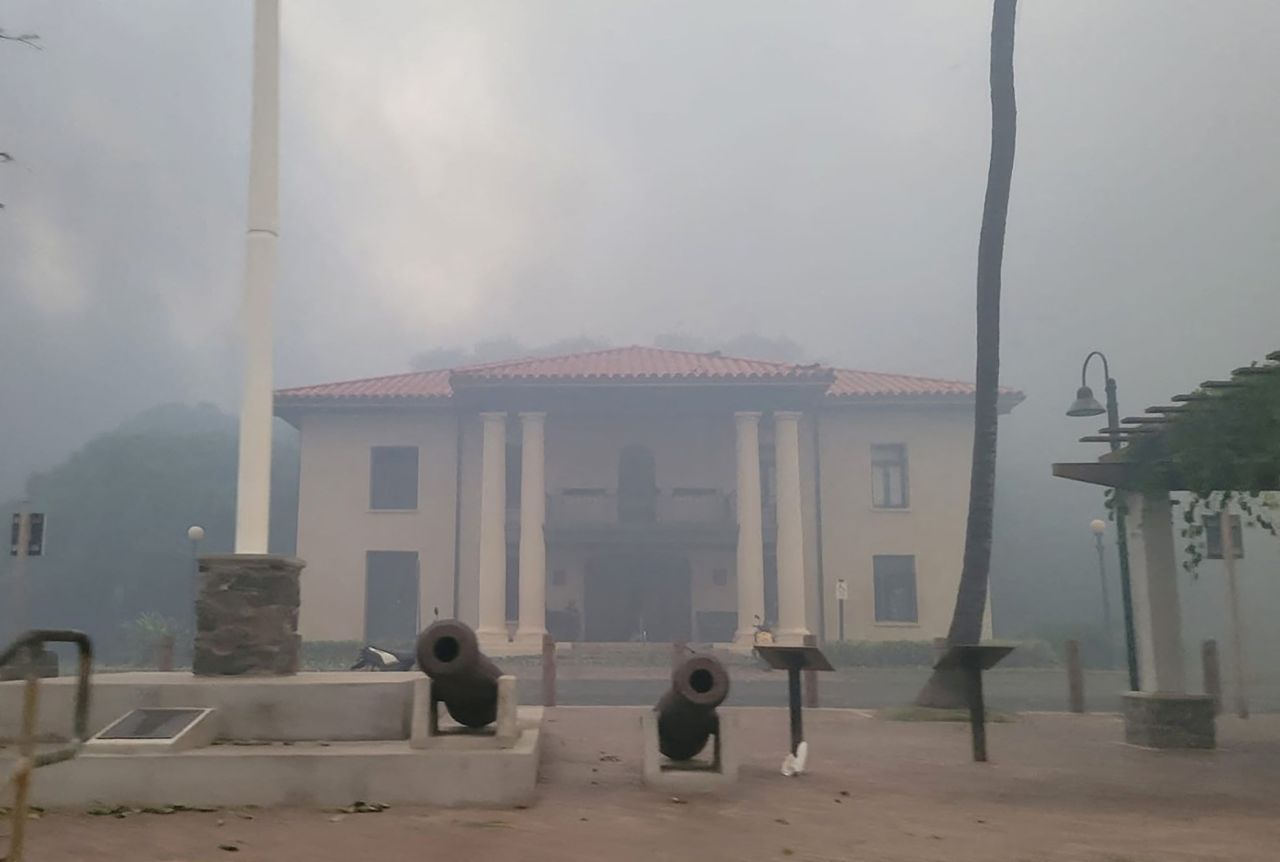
[{"xmin": 193, "ymin": 554, "xmax": 305, "ymax": 676}]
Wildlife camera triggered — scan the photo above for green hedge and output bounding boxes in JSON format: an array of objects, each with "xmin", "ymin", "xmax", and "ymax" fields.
[{"xmin": 821, "ymin": 639, "xmax": 1058, "ymax": 668}]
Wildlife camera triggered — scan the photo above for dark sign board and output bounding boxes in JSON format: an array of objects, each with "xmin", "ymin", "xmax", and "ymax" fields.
[{"xmin": 9, "ymin": 512, "xmax": 45, "ymax": 557}]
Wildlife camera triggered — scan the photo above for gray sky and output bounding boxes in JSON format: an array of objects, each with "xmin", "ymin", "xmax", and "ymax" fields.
[{"xmin": 3, "ymin": 1, "xmax": 1278, "ymax": 626}]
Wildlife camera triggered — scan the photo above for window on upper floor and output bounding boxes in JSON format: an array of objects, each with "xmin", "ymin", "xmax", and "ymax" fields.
[
  {"xmin": 871, "ymin": 444, "xmax": 909, "ymax": 509},
  {"xmin": 873, "ymin": 554, "xmax": 918, "ymax": 623},
  {"xmin": 370, "ymin": 446, "xmax": 419, "ymax": 510},
  {"xmin": 1203, "ymin": 513, "xmax": 1244, "ymax": 560}
]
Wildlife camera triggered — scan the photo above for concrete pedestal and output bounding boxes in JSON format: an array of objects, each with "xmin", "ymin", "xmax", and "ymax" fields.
[
  {"xmin": 194, "ymin": 554, "xmax": 304, "ymax": 676},
  {"xmin": 641, "ymin": 710, "xmax": 738, "ymax": 793},
  {"xmin": 1123, "ymin": 692, "xmax": 1216, "ymax": 749},
  {"xmin": 410, "ymin": 676, "xmax": 520, "ymax": 750}
]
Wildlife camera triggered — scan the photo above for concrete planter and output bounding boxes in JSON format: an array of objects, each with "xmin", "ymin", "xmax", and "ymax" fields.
[{"xmin": 1123, "ymin": 692, "xmax": 1216, "ymax": 749}]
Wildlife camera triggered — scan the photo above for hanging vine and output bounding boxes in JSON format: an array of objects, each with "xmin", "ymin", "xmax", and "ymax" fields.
[{"xmin": 1116, "ymin": 360, "xmax": 1280, "ymax": 577}]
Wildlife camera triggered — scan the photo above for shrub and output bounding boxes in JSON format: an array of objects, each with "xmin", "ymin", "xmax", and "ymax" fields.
[{"xmin": 821, "ymin": 638, "xmax": 1058, "ymax": 668}]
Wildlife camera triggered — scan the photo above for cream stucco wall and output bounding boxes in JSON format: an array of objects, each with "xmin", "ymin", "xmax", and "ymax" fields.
[
  {"xmin": 817, "ymin": 405, "xmax": 989, "ymax": 642},
  {"xmin": 295, "ymin": 410, "xmax": 458, "ymax": 641},
  {"xmin": 293, "ymin": 401, "xmax": 984, "ymax": 644}
]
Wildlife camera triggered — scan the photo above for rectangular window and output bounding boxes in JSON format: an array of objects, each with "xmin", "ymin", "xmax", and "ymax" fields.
[
  {"xmin": 873, "ymin": 555, "xmax": 918, "ymax": 623},
  {"xmin": 871, "ymin": 444, "xmax": 909, "ymax": 509},
  {"xmin": 1203, "ymin": 514, "xmax": 1244, "ymax": 560},
  {"xmin": 364, "ymin": 551, "xmax": 419, "ymax": 644},
  {"xmin": 370, "ymin": 446, "xmax": 419, "ymax": 510}
]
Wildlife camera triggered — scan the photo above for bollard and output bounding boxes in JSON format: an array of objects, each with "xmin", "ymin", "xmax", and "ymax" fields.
[
  {"xmin": 541, "ymin": 634, "xmax": 557, "ymax": 707},
  {"xmin": 1065, "ymin": 639, "xmax": 1085, "ymax": 713},
  {"xmin": 671, "ymin": 640, "xmax": 688, "ymax": 671},
  {"xmin": 802, "ymin": 634, "xmax": 819, "ymax": 708},
  {"xmin": 1202, "ymin": 639, "xmax": 1222, "ymax": 716},
  {"xmin": 157, "ymin": 634, "xmax": 176, "ymax": 672}
]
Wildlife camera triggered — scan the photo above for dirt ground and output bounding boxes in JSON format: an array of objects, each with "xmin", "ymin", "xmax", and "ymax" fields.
[{"xmin": 8, "ymin": 708, "xmax": 1280, "ymax": 862}]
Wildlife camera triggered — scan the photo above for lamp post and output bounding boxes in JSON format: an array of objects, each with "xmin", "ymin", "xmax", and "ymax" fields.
[
  {"xmin": 187, "ymin": 525, "xmax": 204, "ymax": 639},
  {"xmin": 1067, "ymin": 351, "xmax": 1139, "ymax": 691},
  {"xmin": 1090, "ymin": 518, "xmax": 1115, "ymax": 667}
]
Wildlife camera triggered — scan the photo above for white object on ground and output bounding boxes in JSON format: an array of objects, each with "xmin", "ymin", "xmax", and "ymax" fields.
[{"xmin": 780, "ymin": 742, "xmax": 809, "ymax": 777}]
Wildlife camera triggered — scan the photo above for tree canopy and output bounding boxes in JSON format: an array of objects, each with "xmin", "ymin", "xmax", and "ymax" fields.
[
  {"xmin": 1, "ymin": 404, "xmax": 298, "ymax": 657},
  {"xmin": 1121, "ymin": 356, "xmax": 1280, "ymax": 574}
]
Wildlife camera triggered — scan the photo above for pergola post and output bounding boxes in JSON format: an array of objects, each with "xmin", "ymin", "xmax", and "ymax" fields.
[{"xmin": 1118, "ymin": 492, "xmax": 1214, "ymax": 748}]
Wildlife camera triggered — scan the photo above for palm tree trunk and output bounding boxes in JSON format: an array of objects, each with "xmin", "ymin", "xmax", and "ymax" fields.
[{"xmin": 916, "ymin": 0, "xmax": 1018, "ymax": 708}]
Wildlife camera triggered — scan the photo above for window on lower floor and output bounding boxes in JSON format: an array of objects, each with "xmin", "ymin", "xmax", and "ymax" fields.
[
  {"xmin": 873, "ymin": 555, "xmax": 918, "ymax": 623},
  {"xmin": 871, "ymin": 444, "xmax": 909, "ymax": 509},
  {"xmin": 364, "ymin": 551, "xmax": 419, "ymax": 644},
  {"xmin": 370, "ymin": 446, "xmax": 419, "ymax": 510}
]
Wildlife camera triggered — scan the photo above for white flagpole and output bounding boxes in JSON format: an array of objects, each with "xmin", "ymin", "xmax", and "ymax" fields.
[{"xmin": 234, "ymin": 0, "xmax": 279, "ymax": 554}]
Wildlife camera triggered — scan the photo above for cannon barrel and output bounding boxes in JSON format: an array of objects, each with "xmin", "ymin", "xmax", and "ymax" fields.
[
  {"xmin": 656, "ymin": 654, "xmax": 730, "ymax": 761},
  {"xmin": 415, "ymin": 619, "xmax": 503, "ymax": 728}
]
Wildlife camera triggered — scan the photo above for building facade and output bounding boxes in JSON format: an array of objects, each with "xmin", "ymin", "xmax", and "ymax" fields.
[{"xmin": 276, "ymin": 347, "xmax": 1022, "ymax": 650}]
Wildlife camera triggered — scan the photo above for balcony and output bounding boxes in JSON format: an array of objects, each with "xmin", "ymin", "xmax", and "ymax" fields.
[{"xmin": 540, "ymin": 489, "xmax": 738, "ymax": 547}]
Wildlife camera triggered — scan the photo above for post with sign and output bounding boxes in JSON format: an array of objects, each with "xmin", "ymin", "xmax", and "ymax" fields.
[
  {"xmin": 8, "ymin": 503, "xmax": 46, "ymax": 639},
  {"xmin": 6, "ymin": 505, "xmax": 49, "ymax": 676},
  {"xmin": 835, "ymin": 579, "xmax": 847, "ymax": 642}
]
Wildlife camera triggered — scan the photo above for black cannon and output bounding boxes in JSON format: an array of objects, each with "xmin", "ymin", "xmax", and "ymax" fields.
[
  {"xmin": 415, "ymin": 619, "xmax": 503, "ymax": 728},
  {"xmin": 655, "ymin": 654, "xmax": 731, "ymax": 761}
]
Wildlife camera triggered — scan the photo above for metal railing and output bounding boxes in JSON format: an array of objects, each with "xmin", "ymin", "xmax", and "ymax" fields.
[{"xmin": 1, "ymin": 630, "xmax": 93, "ymax": 862}]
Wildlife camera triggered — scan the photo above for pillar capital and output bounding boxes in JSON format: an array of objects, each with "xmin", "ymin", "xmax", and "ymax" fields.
[
  {"xmin": 773, "ymin": 410, "xmax": 804, "ymax": 423},
  {"xmin": 480, "ymin": 411, "xmax": 508, "ymax": 423},
  {"xmin": 518, "ymin": 411, "xmax": 547, "ymax": 423},
  {"xmin": 734, "ymin": 411, "xmax": 763, "ymax": 423}
]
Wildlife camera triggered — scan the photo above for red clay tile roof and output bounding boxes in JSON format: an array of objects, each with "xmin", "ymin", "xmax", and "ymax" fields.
[
  {"xmin": 828, "ymin": 368, "xmax": 1022, "ymax": 400},
  {"xmin": 276, "ymin": 369, "xmax": 452, "ymax": 402},
  {"xmin": 274, "ymin": 346, "xmax": 1024, "ymax": 405},
  {"xmin": 450, "ymin": 346, "xmax": 833, "ymax": 384}
]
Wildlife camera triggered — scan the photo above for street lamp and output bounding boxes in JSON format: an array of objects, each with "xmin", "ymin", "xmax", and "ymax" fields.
[
  {"xmin": 187, "ymin": 525, "xmax": 204, "ymax": 636},
  {"xmin": 1090, "ymin": 519, "xmax": 1115, "ymax": 667},
  {"xmin": 1067, "ymin": 351, "xmax": 1140, "ymax": 691}
]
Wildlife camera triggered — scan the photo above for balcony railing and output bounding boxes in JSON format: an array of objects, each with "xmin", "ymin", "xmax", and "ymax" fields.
[{"xmin": 544, "ymin": 490, "xmax": 735, "ymax": 527}]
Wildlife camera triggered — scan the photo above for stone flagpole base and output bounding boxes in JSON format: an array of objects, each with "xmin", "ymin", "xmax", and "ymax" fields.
[{"xmin": 194, "ymin": 554, "xmax": 305, "ymax": 676}]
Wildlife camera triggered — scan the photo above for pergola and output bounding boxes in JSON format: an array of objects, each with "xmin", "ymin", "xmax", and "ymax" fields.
[{"xmin": 1052, "ymin": 350, "xmax": 1280, "ymax": 748}]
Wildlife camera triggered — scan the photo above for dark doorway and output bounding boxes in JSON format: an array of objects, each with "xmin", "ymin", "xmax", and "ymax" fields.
[
  {"xmin": 365, "ymin": 551, "xmax": 419, "ymax": 645},
  {"xmin": 617, "ymin": 445, "xmax": 657, "ymax": 524},
  {"xmin": 583, "ymin": 551, "xmax": 691, "ymax": 641}
]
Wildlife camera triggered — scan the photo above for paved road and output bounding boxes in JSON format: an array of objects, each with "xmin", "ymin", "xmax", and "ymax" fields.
[{"xmin": 515, "ymin": 667, "xmax": 1280, "ymax": 712}]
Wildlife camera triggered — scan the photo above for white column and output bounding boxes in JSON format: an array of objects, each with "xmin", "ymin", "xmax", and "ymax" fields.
[
  {"xmin": 476, "ymin": 412, "xmax": 508, "ymax": 642},
  {"xmin": 234, "ymin": 0, "xmax": 280, "ymax": 554},
  {"xmin": 516, "ymin": 412, "xmax": 548, "ymax": 646},
  {"xmin": 1125, "ymin": 492, "xmax": 1186, "ymax": 693},
  {"xmin": 733, "ymin": 412, "xmax": 766, "ymax": 648},
  {"xmin": 774, "ymin": 411, "xmax": 810, "ymax": 643}
]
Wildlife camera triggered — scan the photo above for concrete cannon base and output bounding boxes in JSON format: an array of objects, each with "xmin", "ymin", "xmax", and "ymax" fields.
[
  {"xmin": 13, "ymin": 717, "xmax": 541, "ymax": 808},
  {"xmin": 0, "ymin": 672, "xmax": 543, "ymax": 807},
  {"xmin": 1123, "ymin": 692, "xmax": 1216, "ymax": 749},
  {"xmin": 640, "ymin": 710, "xmax": 738, "ymax": 793}
]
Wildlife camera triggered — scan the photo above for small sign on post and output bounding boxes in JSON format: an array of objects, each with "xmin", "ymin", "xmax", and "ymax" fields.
[
  {"xmin": 754, "ymin": 643, "xmax": 834, "ymax": 776},
  {"xmin": 934, "ymin": 643, "xmax": 1016, "ymax": 763},
  {"xmin": 835, "ymin": 579, "xmax": 847, "ymax": 642}
]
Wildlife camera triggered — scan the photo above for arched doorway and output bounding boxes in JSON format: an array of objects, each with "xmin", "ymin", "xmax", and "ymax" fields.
[{"xmin": 617, "ymin": 444, "xmax": 657, "ymax": 524}]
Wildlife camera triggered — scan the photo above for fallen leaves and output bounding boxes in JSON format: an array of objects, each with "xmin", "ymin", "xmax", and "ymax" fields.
[{"xmin": 337, "ymin": 801, "xmax": 390, "ymax": 814}]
